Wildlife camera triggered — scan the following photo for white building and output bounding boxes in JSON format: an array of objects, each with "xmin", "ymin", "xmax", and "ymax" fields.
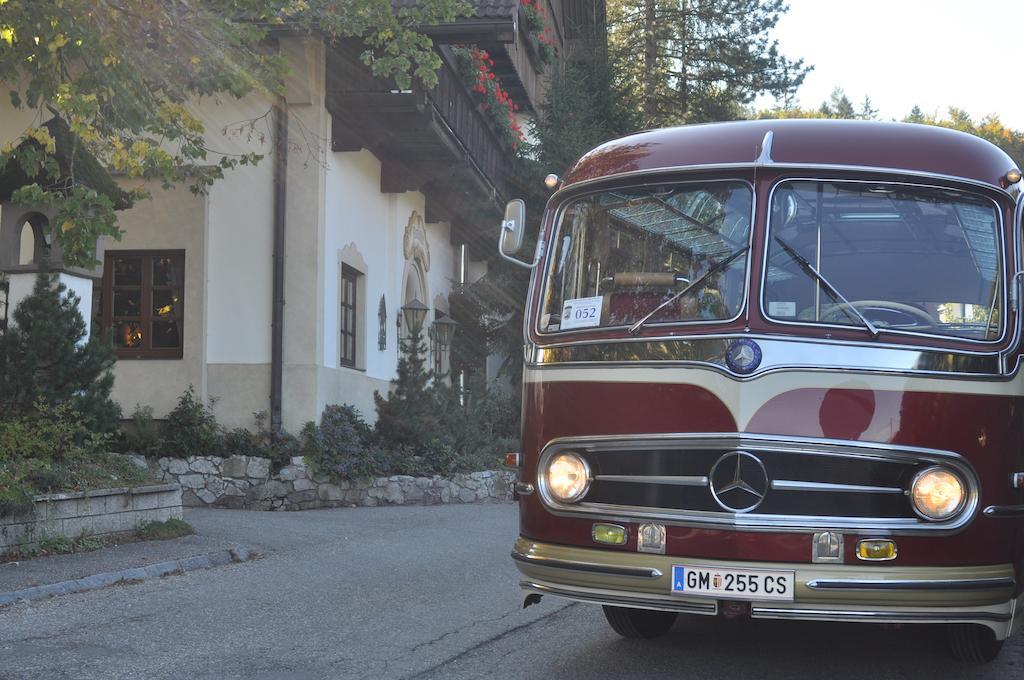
[{"xmin": 0, "ymin": 2, "xmax": 604, "ymax": 433}]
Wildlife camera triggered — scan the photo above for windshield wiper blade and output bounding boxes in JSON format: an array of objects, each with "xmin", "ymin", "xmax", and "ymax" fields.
[
  {"xmin": 628, "ymin": 246, "xmax": 750, "ymax": 335},
  {"xmin": 772, "ymin": 236, "xmax": 879, "ymax": 338}
]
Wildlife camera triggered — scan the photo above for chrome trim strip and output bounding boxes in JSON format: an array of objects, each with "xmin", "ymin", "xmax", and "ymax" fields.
[
  {"xmin": 520, "ymin": 581, "xmax": 719, "ymax": 615},
  {"xmin": 759, "ymin": 178, "xmax": 1009, "ymax": 348},
  {"xmin": 983, "ymin": 504, "xmax": 1024, "ymax": 518},
  {"xmin": 533, "ymin": 178, "xmax": 757, "ymax": 340},
  {"xmin": 1004, "ymin": 195, "xmax": 1024, "ymax": 371},
  {"xmin": 537, "ymin": 433, "xmax": 981, "ymax": 536},
  {"xmin": 511, "ymin": 550, "xmax": 663, "ymax": 579},
  {"xmin": 756, "ymin": 131, "xmax": 774, "ymax": 165},
  {"xmin": 520, "ymin": 583, "xmax": 1013, "ymax": 635},
  {"xmin": 805, "ymin": 577, "xmax": 1015, "ymax": 592},
  {"xmin": 526, "ymin": 335, "xmax": 1004, "ymax": 379},
  {"xmin": 751, "ymin": 606, "xmax": 1012, "ymax": 625},
  {"xmin": 552, "ymin": 162, "xmax": 1014, "ymax": 204},
  {"xmin": 771, "ymin": 480, "xmax": 904, "ymax": 494},
  {"xmin": 594, "ymin": 474, "xmax": 709, "ymax": 487}
]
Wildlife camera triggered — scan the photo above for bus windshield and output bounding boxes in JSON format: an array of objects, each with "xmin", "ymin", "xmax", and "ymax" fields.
[
  {"xmin": 763, "ymin": 181, "xmax": 1003, "ymax": 342},
  {"xmin": 540, "ymin": 181, "xmax": 753, "ymax": 332}
]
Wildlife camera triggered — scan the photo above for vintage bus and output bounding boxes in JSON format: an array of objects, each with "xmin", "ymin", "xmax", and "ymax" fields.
[{"xmin": 499, "ymin": 119, "xmax": 1024, "ymax": 662}]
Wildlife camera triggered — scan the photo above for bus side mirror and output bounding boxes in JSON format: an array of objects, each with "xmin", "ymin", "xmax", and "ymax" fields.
[{"xmin": 498, "ymin": 199, "xmax": 535, "ymax": 268}]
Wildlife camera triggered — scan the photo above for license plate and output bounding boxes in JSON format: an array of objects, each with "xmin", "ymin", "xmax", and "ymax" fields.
[{"xmin": 671, "ymin": 565, "xmax": 795, "ymax": 601}]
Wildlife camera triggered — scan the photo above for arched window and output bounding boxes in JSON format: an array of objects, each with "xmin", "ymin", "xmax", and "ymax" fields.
[
  {"xmin": 18, "ymin": 221, "xmax": 35, "ymax": 265},
  {"xmin": 15, "ymin": 214, "xmax": 49, "ymax": 266}
]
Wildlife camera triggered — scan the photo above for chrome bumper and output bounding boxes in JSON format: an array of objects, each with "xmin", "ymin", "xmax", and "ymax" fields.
[{"xmin": 512, "ymin": 537, "xmax": 1022, "ymax": 640}]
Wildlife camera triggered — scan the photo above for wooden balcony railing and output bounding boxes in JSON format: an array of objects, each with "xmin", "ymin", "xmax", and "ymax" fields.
[{"xmin": 326, "ymin": 42, "xmax": 514, "ymax": 212}]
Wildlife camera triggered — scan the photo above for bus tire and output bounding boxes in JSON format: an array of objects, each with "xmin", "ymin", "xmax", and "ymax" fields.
[
  {"xmin": 602, "ymin": 606, "xmax": 678, "ymax": 639},
  {"xmin": 946, "ymin": 624, "xmax": 1004, "ymax": 663}
]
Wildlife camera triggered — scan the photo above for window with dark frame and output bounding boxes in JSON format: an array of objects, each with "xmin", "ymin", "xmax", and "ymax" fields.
[
  {"xmin": 340, "ymin": 265, "xmax": 359, "ymax": 367},
  {"xmin": 101, "ymin": 251, "xmax": 184, "ymax": 359}
]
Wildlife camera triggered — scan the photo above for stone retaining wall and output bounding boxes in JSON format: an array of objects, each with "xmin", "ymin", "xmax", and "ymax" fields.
[
  {"xmin": 0, "ymin": 484, "xmax": 183, "ymax": 556},
  {"xmin": 145, "ymin": 454, "xmax": 516, "ymax": 511}
]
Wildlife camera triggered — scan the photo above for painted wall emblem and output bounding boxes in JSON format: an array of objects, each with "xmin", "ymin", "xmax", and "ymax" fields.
[{"xmin": 402, "ymin": 210, "xmax": 430, "ymax": 272}]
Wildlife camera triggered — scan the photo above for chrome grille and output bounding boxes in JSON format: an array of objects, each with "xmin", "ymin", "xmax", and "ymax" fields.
[{"xmin": 538, "ymin": 434, "xmax": 979, "ymax": 535}]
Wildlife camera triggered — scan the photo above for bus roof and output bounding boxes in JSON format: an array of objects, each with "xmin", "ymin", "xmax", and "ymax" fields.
[{"xmin": 562, "ymin": 119, "xmax": 1019, "ymax": 192}]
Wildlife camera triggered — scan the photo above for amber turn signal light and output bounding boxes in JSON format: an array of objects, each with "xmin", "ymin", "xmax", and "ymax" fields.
[
  {"xmin": 856, "ymin": 539, "xmax": 897, "ymax": 561},
  {"xmin": 592, "ymin": 523, "xmax": 628, "ymax": 546},
  {"xmin": 504, "ymin": 452, "xmax": 520, "ymax": 468}
]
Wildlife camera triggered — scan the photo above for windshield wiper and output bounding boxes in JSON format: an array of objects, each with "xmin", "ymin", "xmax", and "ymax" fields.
[
  {"xmin": 628, "ymin": 246, "xmax": 750, "ymax": 335},
  {"xmin": 772, "ymin": 236, "xmax": 879, "ymax": 338}
]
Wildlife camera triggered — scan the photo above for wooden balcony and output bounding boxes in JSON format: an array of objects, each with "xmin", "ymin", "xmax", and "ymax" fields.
[{"xmin": 325, "ymin": 41, "xmax": 514, "ymax": 222}]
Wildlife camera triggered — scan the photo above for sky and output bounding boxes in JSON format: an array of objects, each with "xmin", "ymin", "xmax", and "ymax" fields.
[{"xmin": 757, "ymin": 0, "xmax": 1024, "ymax": 129}]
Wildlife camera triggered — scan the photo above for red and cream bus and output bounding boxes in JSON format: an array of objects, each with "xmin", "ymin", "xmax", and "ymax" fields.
[{"xmin": 501, "ymin": 119, "xmax": 1024, "ymax": 662}]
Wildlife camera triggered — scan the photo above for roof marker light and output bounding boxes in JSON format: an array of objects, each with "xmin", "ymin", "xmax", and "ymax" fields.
[{"xmin": 1006, "ymin": 169, "xmax": 1022, "ymax": 184}]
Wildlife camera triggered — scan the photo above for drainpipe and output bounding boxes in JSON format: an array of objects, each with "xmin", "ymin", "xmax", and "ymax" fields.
[{"xmin": 270, "ymin": 95, "xmax": 288, "ymax": 434}]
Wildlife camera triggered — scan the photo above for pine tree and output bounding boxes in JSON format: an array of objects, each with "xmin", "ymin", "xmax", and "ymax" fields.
[
  {"xmin": 818, "ymin": 87, "xmax": 857, "ymax": 119},
  {"xmin": 0, "ymin": 274, "xmax": 120, "ymax": 432},
  {"xmin": 905, "ymin": 105, "xmax": 926, "ymax": 124},
  {"xmin": 373, "ymin": 323, "xmax": 439, "ymax": 449},
  {"xmin": 608, "ymin": 0, "xmax": 810, "ymax": 127}
]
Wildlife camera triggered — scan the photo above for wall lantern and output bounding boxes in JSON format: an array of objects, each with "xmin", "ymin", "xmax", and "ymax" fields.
[
  {"xmin": 399, "ymin": 298, "xmax": 430, "ymax": 335},
  {"xmin": 429, "ymin": 313, "xmax": 459, "ymax": 377},
  {"xmin": 430, "ymin": 314, "xmax": 459, "ymax": 348}
]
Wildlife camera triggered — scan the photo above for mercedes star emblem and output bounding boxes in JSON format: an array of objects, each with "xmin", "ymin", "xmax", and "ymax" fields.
[
  {"xmin": 709, "ymin": 450, "xmax": 769, "ymax": 513},
  {"xmin": 725, "ymin": 338, "xmax": 762, "ymax": 374}
]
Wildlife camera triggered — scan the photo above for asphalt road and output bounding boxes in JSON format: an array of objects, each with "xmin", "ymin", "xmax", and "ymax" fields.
[{"xmin": 0, "ymin": 505, "xmax": 1021, "ymax": 679}]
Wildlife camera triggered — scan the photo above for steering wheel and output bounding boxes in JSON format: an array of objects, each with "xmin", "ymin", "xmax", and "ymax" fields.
[{"xmin": 803, "ymin": 300, "xmax": 936, "ymax": 330}]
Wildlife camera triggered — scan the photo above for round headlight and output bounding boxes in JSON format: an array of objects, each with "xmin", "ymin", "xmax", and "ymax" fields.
[
  {"xmin": 910, "ymin": 466, "xmax": 966, "ymax": 520},
  {"xmin": 545, "ymin": 452, "xmax": 591, "ymax": 503}
]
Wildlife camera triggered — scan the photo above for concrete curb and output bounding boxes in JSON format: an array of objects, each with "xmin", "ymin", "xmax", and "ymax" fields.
[{"xmin": 0, "ymin": 547, "xmax": 260, "ymax": 608}]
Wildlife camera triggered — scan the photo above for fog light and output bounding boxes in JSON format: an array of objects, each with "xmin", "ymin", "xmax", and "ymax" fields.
[
  {"xmin": 544, "ymin": 452, "xmax": 591, "ymax": 503},
  {"xmin": 592, "ymin": 523, "xmax": 627, "ymax": 546},
  {"xmin": 857, "ymin": 539, "xmax": 897, "ymax": 561},
  {"xmin": 910, "ymin": 466, "xmax": 966, "ymax": 521},
  {"xmin": 637, "ymin": 523, "xmax": 666, "ymax": 554}
]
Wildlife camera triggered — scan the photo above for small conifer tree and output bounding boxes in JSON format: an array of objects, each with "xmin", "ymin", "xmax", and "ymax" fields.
[
  {"xmin": 373, "ymin": 322, "xmax": 440, "ymax": 449},
  {"xmin": 0, "ymin": 274, "xmax": 120, "ymax": 432}
]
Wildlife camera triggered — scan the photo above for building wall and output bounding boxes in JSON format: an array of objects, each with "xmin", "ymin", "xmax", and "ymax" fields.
[
  {"xmin": 317, "ymin": 148, "xmax": 459, "ymax": 423},
  {"xmin": 1, "ymin": 36, "xmax": 479, "ymax": 434},
  {"xmin": 104, "ymin": 182, "xmax": 208, "ymax": 418},
  {"xmin": 201, "ymin": 93, "xmax": 276, "ymax": 430}
]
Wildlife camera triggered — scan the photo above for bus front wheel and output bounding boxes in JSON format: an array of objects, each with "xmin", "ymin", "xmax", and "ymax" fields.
[
  {"xmin": 602, "ymin": 605, "xmax": 678, "ymax": 639},
  {"xmin": 947, "ymin": 624, "xmax": 1004, "ymax": 663}
]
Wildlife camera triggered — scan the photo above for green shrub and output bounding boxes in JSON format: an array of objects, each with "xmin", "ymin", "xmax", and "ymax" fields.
[
  {"xmin": 0, "ymin": 401, "xmax": 102, "ymax": 463},
  {"xmin": 161, "ymin": 387, "xmax": 223, "ymax": 457},
  {"xmin": 0, "ymin": 274, "xmax": 120, "ymax": 433},
  {"xmin": 304, "ymin": 404, "xmax": 376, "ymax": 478},
  {"xmin": 223, "ymin": 427, "xmax": 263, "ymax": 457},
  {"xmin": 119, "ymin": 405, "xmax": 163, "ymax": 456},
  {"xmin": 222, "ymin": 414, "xmax": 301, "ymax": 472},
  {"xmin": 0, "ymin": 471, "xmax": 33, "ymax": 516}
]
